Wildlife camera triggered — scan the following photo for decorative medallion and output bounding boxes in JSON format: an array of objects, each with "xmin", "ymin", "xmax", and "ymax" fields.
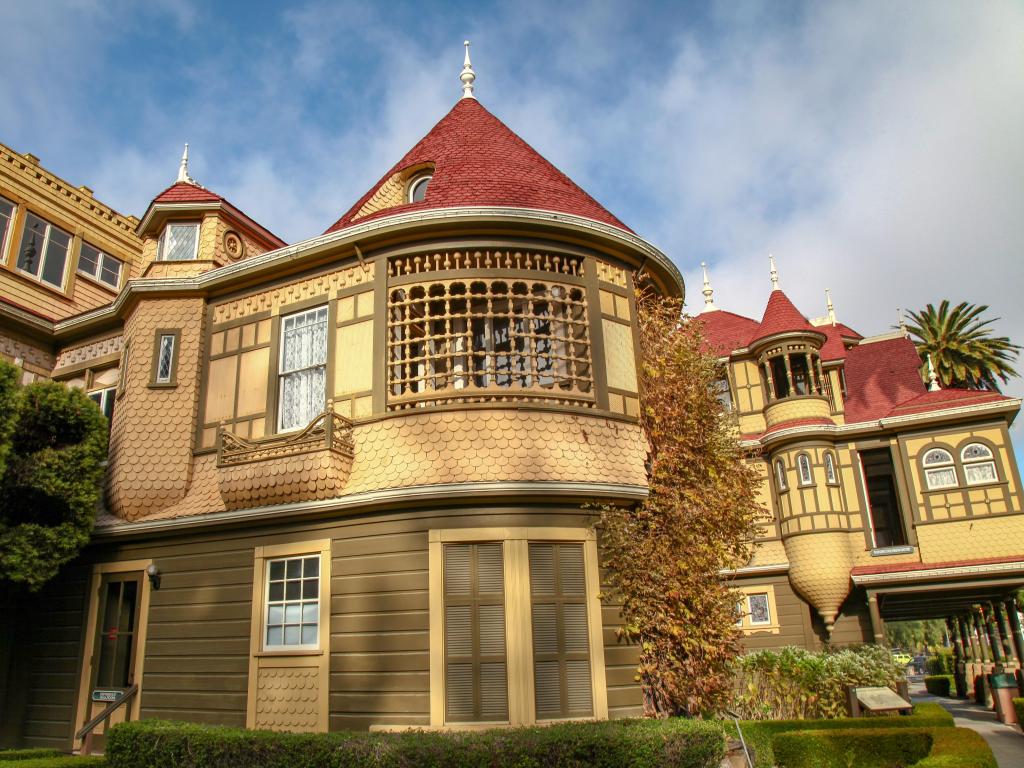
[{"xmin": 223, "ymin": 230, "xmax": 245, "ymax": 260}]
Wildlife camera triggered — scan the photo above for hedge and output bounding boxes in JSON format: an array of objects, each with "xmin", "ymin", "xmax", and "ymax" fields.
[
  {"xmin": 729, "ymin": 703, "xmax": 954, "ymax": 768},
  {"xmin": 924, "ymin": 675, "xmax": 954, "ymax": 697},
  {"xmin": 105, "ymin": 718, "xmax": 725, "ymax": 768},
  {"xmin": 772, "ymin": 727, "xmax": 995, "ymax": 768},
  {"xmin": 1014, "ymin": 697, "xmax": 1024, "ymax": 725},
  {"xmin": 0, "ymin": 752, "xmax": 62, "ymax": 762},
  {"xmin": 0, "ymin": 759, "xmax": 104, "ymax": 768}
]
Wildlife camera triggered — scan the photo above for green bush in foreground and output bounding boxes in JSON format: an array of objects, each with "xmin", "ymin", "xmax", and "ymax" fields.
[
  {"xmin": 773, "ymin": 728, "xmax": 931, "ymax": 768},
  {"xmin": 0, "ymin": 751, "xmax": 63, "ymax": 762},
  {"xmin": 925, "ymin": 650, "xmax": 955, "ymax": 676},
  {"xmin": 1013, "ymin": 697, "xmax": 1024, "ymax": 725},
  {"xmin": 106, "ymin": 718, "xmax": 725, "ymax": 768},
  {"xmin": 924, "ymin": 675, "xmax": 954, "ymax": 697},
  {"xmin": 0, "ymin": 758, "xmax": 105, "ymax": 768},
  {"xmin": 772, "ymin": 727, "xmax": 994, "ymax": 768},
  {"xmin": 729, "ymin": 703, "xmax": 954, "ymax": 768}
]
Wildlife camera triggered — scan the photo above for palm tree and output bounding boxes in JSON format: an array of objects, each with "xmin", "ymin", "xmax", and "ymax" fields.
[{"xmin": 904, "ymin": 301, "xmax": 1020, "ymax": 391}]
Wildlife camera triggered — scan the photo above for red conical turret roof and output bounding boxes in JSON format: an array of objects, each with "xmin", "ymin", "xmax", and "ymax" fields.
[
  {"xmin": 749, "ymin": 289, "xmax": 822, "ymax": 345},
  {"xmin": 325, "ymin": 98, "xmax": 630, "ymax": 233}
]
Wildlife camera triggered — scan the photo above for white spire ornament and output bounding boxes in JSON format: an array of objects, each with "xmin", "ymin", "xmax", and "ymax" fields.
[
  {"xmin": 897, "ymin": 308, "xmax": 908, "ymax": 337},
  {"xmin": 176, "ymin": 143, "xmax": 195, "ymax": 185},
  {"xmin": 460, "ymin": 41, "xmax": 476, "ymax": 100},
  {"xmin": 825, "ymin": 288, "xmax": 836, "ymax": 326},
  {"xmin": 927, "ymin": 353, "xmax": 941, "ymax": 392},
  {"xmin": 769, "ymin": 253, "xmax": 780, "ymax": 290},
  {"xmin": 700, "ymin": 262, "xmax": 718, "ymax": 313}
]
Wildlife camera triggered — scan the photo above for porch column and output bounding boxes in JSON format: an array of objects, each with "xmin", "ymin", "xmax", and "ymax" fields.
[
  {"xmin": 971, "ymin": 609, "xmax": 992, "ymax": 662},
  {"xmin": 867, "ymin": 592, "xmax": 885, "ymax": 645},
  {"xmin": 995, "ymin": 602, "xmax": 1018, "ymax": 665},
  {"xmin": 762, "ymin": 362, "xmax": 776, "ymax": 402},
  {"xmin": 947, "ymin": 617, "xmax": 965, "ymax": 662},
  {"xmin": 1005, "ymin": 599, "xmax": 1024, "ymax": 666},
  {"xmin": 961, "ymin": 614, "xmax": 980, "ymax": 662},
  {"xmin": 982, "ymin": 605, "xmax": 1004, "ymax": 665}
]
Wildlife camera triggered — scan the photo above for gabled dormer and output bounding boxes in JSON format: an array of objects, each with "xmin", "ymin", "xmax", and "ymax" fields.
[{"xmin": 135, "ymin": 145, "xmax": 286, "ymax": 278}]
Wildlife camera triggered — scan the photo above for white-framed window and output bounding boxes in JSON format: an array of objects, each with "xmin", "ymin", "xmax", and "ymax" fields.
[
  {"xmin": 775, "ymin": 459, "xmax": 788, "ymax": 492},
  {"xmin": 88, "ymin": 386, "xmax": 116, "ymax": 423},
  {"xmin": 923, "ymin": 448, "xmax": 957, "ymax": 490},
  {"xmin": 155, "ymin": 334, "xmax": 176, "ymax": 384},
  {"xmin": 158, "ymin": 222, "xmax": 200, "ymax": 261},
  {"xmin": 961, "ymin": 443, "xmax": 997, "ymax": 486},
  {"xmin": 16, "ymin": 212, "xmax": 71, "ymax": 289},
  {"xmin": 78, "ymin": 242, "xmax": 124, "ymax": 289},
  {"xmin": 408, "ymin": 174, "xmax": 432, "ymax": 203},
  {"xmin": 713, "ymin": 377, "xmax": 733, "ymax": 411},
  {"xmin": 0, "ymin": 196, "xmax": 15, "ymax": 258},
  {"xmin": 747, "ymin": 593, "xmax": 772, "ymax": 625},
  {"xmin": 797, "ymin": 454, "xmax": 813, "ymax": 486},
  {"xmin": 278, "ymin": 306, "xmax": 328, "ymax": 432},
  {"xmin": 824, "ymin": 452, "xmax": 838, "ymax": 485},
  {"xmin": 264, "ymin": 554, "xmax": 320, "ymax": 649}
]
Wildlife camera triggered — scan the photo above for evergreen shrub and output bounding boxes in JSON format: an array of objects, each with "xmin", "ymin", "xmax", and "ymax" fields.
[
  {"xmin": 105, "ymin": 718, "xmax": 726, "ymax": 768},
  {"xmin": 0, "ymin": 758, "xmax": 105, "ymax": 767},
  {"xmin": 772, "ymin": 726, "xmax": 994, "ymax": 768},
  {"xmin": 0, "ymin": 751, "xmax": 62, "ymax": 761},
  {"xmin": 924, "ymin": 676, "xmax": 954, "ymax": 697},
  {"xmin": 925, "ymin": 651, "xmax": 955, "ymax": 676},
  {"xmin": 1014, "ymin": 697, "xmax": 1024, "ymax": 725}
]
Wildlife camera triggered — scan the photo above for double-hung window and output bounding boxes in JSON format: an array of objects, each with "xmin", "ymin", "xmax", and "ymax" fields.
[
  {"xmin": 17, "ymin": 212, "xmax": 71, "ymax": 289},
  {"xmin": 88, "ymin": 387, "xmax": 116, "ymax": 424},
  {"xmin": 158, "ymin": 223, "xmax": 200, "ymax": 261},
  {"xmin": 264, "ymin": 555, "xmax": 320, "ymax": 648},
  {"xmin": 278, "ymin": 306, "xmax": 328, "ymax": 431},
  {"xmin": 922, "ymin": 448, "xmax": 956, "ymax": 490},
  {"xmin": 0, "ymin": 196, "xmax": 15, "ymax": 258},
  {"xmin": 78, "ymin": 242, "xmax": 124, "ymax": 289}
]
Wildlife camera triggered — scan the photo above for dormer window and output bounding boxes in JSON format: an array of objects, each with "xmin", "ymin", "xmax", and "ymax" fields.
[
  {"xmin": 408, "ymin": 174, "xmax": 432, "ymax": 203},
  {"xmin": 158, "ymin": 222, "xmax": 200, "ymax": 261}
]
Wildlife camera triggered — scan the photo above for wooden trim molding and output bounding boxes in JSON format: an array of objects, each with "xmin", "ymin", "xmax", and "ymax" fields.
[
  {"xmin": 246, "ymin": 539, "xmax": 331, "ymax": 733},
  {"xmin": 427, "ymin": 526, "xmax": 607, "ymax": 728}
]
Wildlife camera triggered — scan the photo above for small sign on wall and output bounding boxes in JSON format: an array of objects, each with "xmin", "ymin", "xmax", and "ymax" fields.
[{"xmin": 91, "ymin": 690, "xmax": 121, "ymax": 703}]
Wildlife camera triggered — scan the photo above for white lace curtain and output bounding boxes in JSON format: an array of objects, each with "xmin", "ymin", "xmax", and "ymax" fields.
[{"xmin": 279, "ymin": 307, "xmax": 328, "ymax": 431}]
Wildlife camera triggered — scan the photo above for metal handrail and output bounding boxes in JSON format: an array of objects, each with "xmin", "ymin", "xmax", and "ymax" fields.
[{"xmin": 75, "ymin": 684, "xmax": 138, "ymax": 754}]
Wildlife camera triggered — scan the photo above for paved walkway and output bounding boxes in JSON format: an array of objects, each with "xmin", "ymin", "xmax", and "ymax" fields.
[{"xmin": 910, "ymin": 680, "xmax": 1024, "ymax": 768}]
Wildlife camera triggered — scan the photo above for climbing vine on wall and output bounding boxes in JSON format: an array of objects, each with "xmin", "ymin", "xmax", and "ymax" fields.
[{"xmin": 597, "ymin": 288, "xmax": 762, "ymax": 716}]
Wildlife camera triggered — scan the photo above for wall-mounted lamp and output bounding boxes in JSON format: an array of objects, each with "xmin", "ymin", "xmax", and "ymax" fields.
[{"xmin": 146, "ymin": 562, "xmax": 161, "ymax": 590}]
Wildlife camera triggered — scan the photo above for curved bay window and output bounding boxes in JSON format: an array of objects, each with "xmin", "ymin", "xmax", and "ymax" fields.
[
  {"xmin": 388, "ymin": 278, "xmax": 592, "ymax": 408},
  {"xmin": 758, "ymin": 341, "xmax": 829, "ymax": 403}
]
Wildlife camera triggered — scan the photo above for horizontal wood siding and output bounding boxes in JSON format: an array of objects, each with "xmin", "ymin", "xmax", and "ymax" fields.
[
  {"xmin": 19, "ymin": 505, "xmax": 632, "ymax": 737},
  {"xmin": 20, "ymin": 563, "xmax": 88, "ymax": 751}
]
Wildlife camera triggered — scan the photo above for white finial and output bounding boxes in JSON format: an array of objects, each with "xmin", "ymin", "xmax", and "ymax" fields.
[
  {"xmin": 176, "ymin": 143, "xmax": 193, "ymax": 184},
  {"xmin": 897, "ymin": 307, "xmax": 908, "ymax": 336},
  {"xmin": 769, "ymin": 253, "xmax": 780, "ymax": 290},
  {"xmin": 460, "ymin": 41, "xmax": 476, "ymax": 100},
  {"xmin": 700, "ymin": 262, "xmax": 718, "ymax": 313},
  {"xmin": 825, "ymin": 288, "xmax": 835, "ymax": 326},
  {"xmin": 927, "ymin": 353, "xmax": 941, "ymax": 391}
]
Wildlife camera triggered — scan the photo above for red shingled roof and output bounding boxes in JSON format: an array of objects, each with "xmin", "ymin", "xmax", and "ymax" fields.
[
  {"xmin": 694, "ymin": 310, "xmax": 759, "ymax": 356},
  {"xmin": 748, "ymin": 289, "xmax": 822, "ymax": 346},
  {"xmin": 843, "ymin": 337, "xmax": 926, "ymax": 422},
  {"xmin": 852, "ymin": 554, "xmax": 1024, "ymax": 576},
  {"xmin": 820, "ymin": 322, "xmax": 862, "ymax": 362},
  {"xmin": 887, "ymin": 388, "xmax": 1009, "ymax": 417},
  {"xmin": 325, "ymin": 98, "xmax": 630, "ymax": 233},
  {"xmin": 152, "ymin": 181, "xmax": 223, "ymax": 203}
]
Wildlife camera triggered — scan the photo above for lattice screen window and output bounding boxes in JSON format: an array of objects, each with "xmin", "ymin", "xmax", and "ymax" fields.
[
  {"xmin": 961, "ymin": 443, "xmax": 997, "ymax": 486},
  {"xmin": 923, "ymin": 448, "xmax": 957, "ymax": 490},
  {"xmin": 443, "ymin": 543, "xmax": 508, "ymax": 723},
  {"xmin": 528, "ymin": 543, "xmax": 593, "ymax": 720},
  {"xmin": 388, "ymin": 280, "xmax": 591, "ymax": 406}
]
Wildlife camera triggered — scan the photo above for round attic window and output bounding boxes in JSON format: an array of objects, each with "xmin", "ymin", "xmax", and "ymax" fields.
[{"xmin": 409, "ymin": 175, "xmax": 432, "ymax": 203}]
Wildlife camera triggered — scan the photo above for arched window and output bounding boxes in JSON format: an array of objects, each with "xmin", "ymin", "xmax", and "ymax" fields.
[
  {"xmin": 775, "ymin": 459, "xmax": 788, "ymax": 492},
  {"xmin": 408, "ymin": 174, "xmax": 432, "ymax": 203},
  {"xmin": 922, "ymin": 448, "xmax": 956, "ymax": 490},
  {"xmin": 961, "ymin": 443, "xmax": 997, "ymax": 486},
  {"xmin": 797, "ymin": 454, "xmax": 813, "ymax": 486},
  {"xmin": 824, "ymin": 452, "xmax": 838, "ymax": 485}
]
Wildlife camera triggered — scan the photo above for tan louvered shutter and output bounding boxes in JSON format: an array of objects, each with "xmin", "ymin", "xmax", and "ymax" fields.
[
  {"xmin": 443, "ymin": 543, "xmax": 508, "ymax": 722},
  {"xmin": 529, "ymin": 543, "xmax": 593, "ymax": 719}
]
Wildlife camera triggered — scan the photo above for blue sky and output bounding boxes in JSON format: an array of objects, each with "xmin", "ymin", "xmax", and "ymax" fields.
[{"xmin": 4, "ymin": 1, "xmax": 1024, "ymax": 450}]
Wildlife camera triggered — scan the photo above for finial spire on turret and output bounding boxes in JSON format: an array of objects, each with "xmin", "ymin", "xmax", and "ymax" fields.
[
  {"xmin": 176, "ymin": 143, "xmax": 195, "ymax": 184},
  {"xmin": 460, "ymin": 41, "xmax": 476, "ymax": 100},
  {"xmin": 700, "ymin": 262, "xmax": 718, "ymax": 313},
  {"xmin": 769, "ymin": 253, "xmax": 780, "ymax": 290},
  {"xmin": 927, "ymin": 353, "xmax": 941, "ymax": 391},
  {"xmin": 825, "ymin": 288, "xmax": 835, "ymax": 326}
]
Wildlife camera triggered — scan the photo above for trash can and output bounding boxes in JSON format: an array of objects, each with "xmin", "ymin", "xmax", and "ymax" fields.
[{"xmin": 989, "ymin": 673, "xmax": 1020, "ymax": 725}]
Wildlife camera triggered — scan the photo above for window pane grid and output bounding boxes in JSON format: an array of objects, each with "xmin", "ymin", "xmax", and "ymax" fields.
[
  {"xmin": 78, "ymin": 242, "xmax": 123, "ymax": 288},
  {"xmin": 17, "ymin": 212, "xmax": 70, "ymax": 289},
  {"xmin": 0, "ymin": 197, "xmax": 13, "ymax": 254},
  {"xmin": 388, "ymin": 279, "xmax": 592, "ymax": 408},
  {"xmin": 160, "ymin": 223, "xmax": 199, "ymax": 261},
  {"xmin": 156, "ymin": 335, "xmax": 175, "ymax": 383},
  {"xmin": 265, "ymin": 555, "xmax": 319, "ymax": 648},
  {"xmin": 748, "ymin": 593, "xmax": 771, "ymax": 625}
]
